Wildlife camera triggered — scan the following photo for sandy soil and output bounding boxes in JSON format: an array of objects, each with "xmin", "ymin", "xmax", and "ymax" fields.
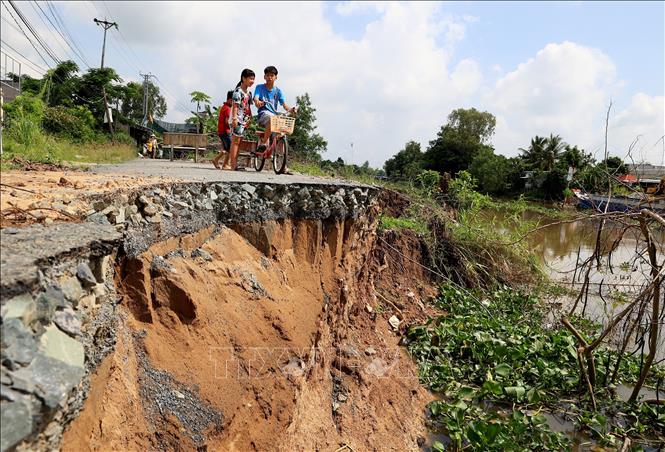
[
  {"xmin": 0, "ymin": 169, "xmax": 178, "ymax": 227},
  {"xmin": 62, "ymin": 218, "xmax": 439, "ymax": 451}
]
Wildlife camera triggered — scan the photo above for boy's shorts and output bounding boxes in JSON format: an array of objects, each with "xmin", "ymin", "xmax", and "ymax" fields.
[
  {"xmin": 219, "ymin": 133, "xmax": 231, "ymax": 151},
  {"xmin": 257, "ymin": 111, "xmax": 274, "ymax": 128}
]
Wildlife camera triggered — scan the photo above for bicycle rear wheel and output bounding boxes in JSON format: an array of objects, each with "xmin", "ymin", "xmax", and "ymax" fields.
[{"xmin": 272, "ymin": 136, "xmax": 288, "ymax": 174}]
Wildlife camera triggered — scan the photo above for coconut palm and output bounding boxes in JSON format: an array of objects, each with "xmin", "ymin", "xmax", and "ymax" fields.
[
  {"xmin": 519, "ymin": 135, "xmax": 547, "ymax": 170},
  {"xmin": 189, "ymin": 91, "xmax": 211, "ymax": 133},
  {"xmin": 543, "ymin": 134, "xmax": 566, "ymax": 171}
]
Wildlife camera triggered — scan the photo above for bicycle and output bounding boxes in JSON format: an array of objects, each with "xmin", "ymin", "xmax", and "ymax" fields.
[{"xmin": 252, "ymin": 113, "xmax": 296, "ymax": 174}]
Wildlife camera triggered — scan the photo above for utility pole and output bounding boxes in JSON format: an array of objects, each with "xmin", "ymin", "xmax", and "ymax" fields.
[
  {"xmin": 93, "ymin": 18, "xmax": 117, "ymax": 69},
  {"xmin": 94, "ymin": 18, "xmax": 118, "ymax": 140},
  {"xmin": 140, "ymin": 72, "xmax": 156, "ymax": 127}
]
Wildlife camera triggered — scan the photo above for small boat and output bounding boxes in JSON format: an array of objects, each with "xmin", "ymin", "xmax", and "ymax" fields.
[{"xmin": 573, "ymin": 190, "xmax": 665, "ymax": 213}]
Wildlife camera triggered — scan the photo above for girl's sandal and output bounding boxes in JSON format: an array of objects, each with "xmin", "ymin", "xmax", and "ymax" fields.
[{"xmin": 222, "ymin": 165, "xmax": 233, "ymax": 170}]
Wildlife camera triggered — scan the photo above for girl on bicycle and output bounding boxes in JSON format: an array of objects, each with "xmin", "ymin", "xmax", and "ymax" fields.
[{"xmin": 227, "ymin": 68, "xmax": 255, "ymax": 170}]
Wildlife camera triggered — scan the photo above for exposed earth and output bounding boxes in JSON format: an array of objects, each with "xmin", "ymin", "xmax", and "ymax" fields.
[{"xmin": 1, "ymin": 161, "xmax": 438, "ymax": 451}]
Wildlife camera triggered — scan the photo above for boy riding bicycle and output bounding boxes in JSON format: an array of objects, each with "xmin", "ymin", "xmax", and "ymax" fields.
[{"xmin": 254, "ymin": 66, "xmax": 296, "ymax": 153}]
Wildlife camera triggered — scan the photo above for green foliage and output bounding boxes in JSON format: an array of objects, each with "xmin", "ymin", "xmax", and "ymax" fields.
[
  {"xmin": 289, "ymin": 93, "xmax": 327, "ymax": 161},
  {"xmin": 415, "ymin": 170, "xmax": 440, "ymax": 196},
  {"xmin": 4, "ymin": 94, "xmax": 46, "ymax": 152},
  {"xmin": 43, "ymin": 105, "xmax": 97, "ymax": 142},
  {"xmin": 407, "ymin": 285, "xmax": 665, "ymax": 450},
  {"xmin": 378, "ymin": 214, "xmax": 428, "ymax": 234},
  {"xmin": 468, "ymin": 148, "xmax": 514, "ymax": 195},
  {"xmin": 423, "ymin": 108, "xmax": 496, "ymax": 175},
  {"xmin": 601, "ymin": 156, "xmax": 628, "ymax": 176},
  {"xmin": 383, "ymin": 140, "xmax": 424, "ymax": 180},
  {"xmin": 448, "ymin": 171, "xmax": 491, "ymax": 210},
  {"xmin": 520, "ymin": 134, "xmax": 566, "ymax": 171},
  {"xmin": 119, "ymin": 81, "xmax": 167, "ymax": 122},
  {"xmin": 2, "ymin": 133, "xmax": 136, "ymax": 165}
]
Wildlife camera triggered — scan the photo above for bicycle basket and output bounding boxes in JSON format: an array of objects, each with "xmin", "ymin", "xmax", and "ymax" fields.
[{"xmin": 270, "ymin": 115, "xmax": 296, "ymax": 135}]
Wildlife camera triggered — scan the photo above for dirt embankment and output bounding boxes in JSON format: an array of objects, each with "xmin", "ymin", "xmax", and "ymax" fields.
[{"xmin": 62, "ymin": 215, "xmax": 438, "ymax": 451}]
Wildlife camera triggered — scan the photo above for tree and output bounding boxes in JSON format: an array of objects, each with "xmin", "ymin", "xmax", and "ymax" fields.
[
  {"xmin": 119, "ymin": 81, "xmax": 167, "ymax": 122},
  {"xmin": 289, "ymin": 93, "xmax": 327, "ymax": 161},
  {"xmin": 75, "ymin": 67, "xmax": 122, "ymax": 126},
  {"xmin": 542, "ymin": 134, "xmax": 565, "ymax": 171},
  {"xmin": 560, "ymin": 145, "xmax": 594, "ymax": 171},
  {"xmin": 189, "ymin": 91, "xmax": 211, "ymax": 112},
  {"xmin": 422, "ymin": 108, "xmax": 496, "ymax": 175},
  {"xmin": 186, "ymin": 91, "xmax": 212, "ymax": 133},
  {"xmin": 468, "ymin": 147, "xmax": 513, "ymax": 195},
  {"xmin": 601, "ymin": 156, "xmax": 628, "ymax": 175},
  {"xmin": 384, "ymin": 140, "xmax": 423, "ymax": 180},
  {"xmin": 520, "ymin": 134, "xmax": 567, "ymax": 171}
]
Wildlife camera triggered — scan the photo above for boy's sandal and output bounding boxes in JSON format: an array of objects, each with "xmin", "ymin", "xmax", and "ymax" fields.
[
  {"xmin": 212, "ymin": 159, "xmax": 221, "ymax": 169},
  {"xmin": 234, "ymin": 166, "xmax": 246, "ymax": 171}
]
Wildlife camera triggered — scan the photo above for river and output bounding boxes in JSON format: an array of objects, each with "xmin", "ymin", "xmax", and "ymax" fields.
[{"xmin": 488, "ymin": 207, "xmax": 665, "ymax": 358}]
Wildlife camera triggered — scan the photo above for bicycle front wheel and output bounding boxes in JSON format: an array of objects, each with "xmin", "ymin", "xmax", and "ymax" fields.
[
  {"xmin": 272, "ymin": 136, "xmax": 288, "ymax": 174},
  {"xmin": 253, "ymin": 153, "xmax": 266, "ymax": 172}
]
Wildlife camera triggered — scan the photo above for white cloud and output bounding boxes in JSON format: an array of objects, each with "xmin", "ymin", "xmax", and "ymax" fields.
[{"xmin": 486, "ymin": 41, "xmax": 663, "ymax": 164}]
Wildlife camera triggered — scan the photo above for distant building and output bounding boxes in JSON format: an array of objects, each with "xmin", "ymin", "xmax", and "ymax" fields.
[{"xmin": 627, "ymin": 163, "xmax": 665, "ymax": 179}]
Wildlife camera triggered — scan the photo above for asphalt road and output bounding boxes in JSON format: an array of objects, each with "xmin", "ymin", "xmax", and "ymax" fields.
[{"xmin": 92, "ymin": 159, "xmax": 371, "ymax": 187}]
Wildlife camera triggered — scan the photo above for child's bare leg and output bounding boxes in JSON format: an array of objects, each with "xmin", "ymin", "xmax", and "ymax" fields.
[
  {"xmin": 261, "ymin": 122, "xmax": 271, "ymax": 144},
  {"xmin": 229, "ymin": 137, "xmax": 240, "ymax": 169},
  {"xmin": 222, "ymin": 151, "xmax": 230, "ymax": 168},
  {"xmin": 212, "ymin": 150, "xmax": 224, "ymax": 168}
]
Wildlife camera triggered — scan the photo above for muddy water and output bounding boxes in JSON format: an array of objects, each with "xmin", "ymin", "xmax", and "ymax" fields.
[{"xmin": 488, "ymin": 208, "xmax": 665, "ymax": 357}]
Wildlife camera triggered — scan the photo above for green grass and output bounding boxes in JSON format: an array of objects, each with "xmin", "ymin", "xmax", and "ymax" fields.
[
  {"xmin": 1, "ymin": 133, "xmax": 137, "ymax": 167},
  {"xmin": 378, "ymin": 214, "xmax": 428, "ymax": 234}
]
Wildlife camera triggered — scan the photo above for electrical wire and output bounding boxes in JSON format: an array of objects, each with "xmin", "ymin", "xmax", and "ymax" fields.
[
  {"xmin": 45, "ymin": 0, "xmax": 92, "ymax": 68},
  {"xmin": 0, "ymin": 39, "xmax": 48, "ymax": 75},
  {"xmin": 1, "ymin": 1, "xmax": 52, "ymax": 68},
  {"xmin": 31, "ymin": 0, "xmax": 90, "ymax": 69},
  {"xmin": 7, "ymin": 0, "xmax": 61, "ymax": 64}
]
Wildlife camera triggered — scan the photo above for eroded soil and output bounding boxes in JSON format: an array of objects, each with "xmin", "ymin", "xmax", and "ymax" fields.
[{"xmin": 63, "ymin": 218, "xmax": 438, "ymax": 451}]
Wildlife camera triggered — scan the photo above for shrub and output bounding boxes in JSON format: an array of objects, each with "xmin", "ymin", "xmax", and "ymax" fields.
[
  {"xmin": 43, "ymin": 105, "xmax": 97, "ymax": 141},
  {"xmin": 415, "ymin": 170, "xmax": 440, "ymax": 196}
]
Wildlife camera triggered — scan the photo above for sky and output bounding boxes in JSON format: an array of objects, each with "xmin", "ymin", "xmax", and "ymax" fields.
[{"xmin": 1, "ymin": 1, "xmax": 664, "ymax": 167}]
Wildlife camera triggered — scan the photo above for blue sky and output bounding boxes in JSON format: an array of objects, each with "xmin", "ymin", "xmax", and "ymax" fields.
[{"xmin": 2, "ymin": 1, "xmax": 664, "ymax": 166}]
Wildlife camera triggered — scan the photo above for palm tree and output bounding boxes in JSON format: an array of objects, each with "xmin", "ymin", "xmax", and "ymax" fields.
[
  {"xmin": 189, "ymin": 91, "xmax": 211, "ymax": 133},
  {"xmin": 543, "ymin": 134, "xmax": 565, "ymax": 171},
  {"xmin": 519, "ymin": 135, "xmax": 547, "ymax": 170}
]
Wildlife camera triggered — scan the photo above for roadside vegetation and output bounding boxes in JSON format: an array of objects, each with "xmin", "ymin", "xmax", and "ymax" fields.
[{"xmin": 1, "ymin": 60, "xmax": 163, "ymax": 167}]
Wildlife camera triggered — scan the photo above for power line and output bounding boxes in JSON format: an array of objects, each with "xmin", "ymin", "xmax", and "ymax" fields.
[
  {"xmin": 31, "ymin": 0, "xmax": 90, "ymax": 69},
  {"xmin": 45, "ymin": 1, "xmax": 92, "ymax": 68},
  {"xmin": 28, "ymin": 1, "xmax": 72, "ymax": 64},
  {"xmin": 1, "ymin": 1, "xmax": 52, "ymax": 68},
  {"xmin": 0, "ymin": 39, "xmax": 47, "ymax": 74},
  {"xmin": 99, "ymin": 0, "xmax": 144, "ymax": 70},
  {"xmin": 6, "ymin": 0, "xmax": 61, "ymax": 65}
]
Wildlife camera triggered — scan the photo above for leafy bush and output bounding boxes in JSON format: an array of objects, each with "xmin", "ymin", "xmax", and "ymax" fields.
[
  {"xmin": 449, "ymin": 171, "xmax": 491, "ymax": 210},
  {"xmin": 43, "ymin": 105, "xmax": 97, "ymax": 141},
  {"xmin": 4, "ymin": 94, "xmax": 45, "ymax": 124},
  {"xmin": 415, "ymin": 169, "xmax": 440, "ymax": 196}
]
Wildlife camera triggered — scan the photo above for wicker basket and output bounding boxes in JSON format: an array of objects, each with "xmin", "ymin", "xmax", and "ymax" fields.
[{"xmin": 270, "ymin": 115, "xmax": 296, "ymax": 135}]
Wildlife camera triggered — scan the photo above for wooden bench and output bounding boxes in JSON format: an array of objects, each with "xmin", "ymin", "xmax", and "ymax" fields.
[{"xmin": 163, "ymin": 133, "xmax": 208, "ymax": 162}]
